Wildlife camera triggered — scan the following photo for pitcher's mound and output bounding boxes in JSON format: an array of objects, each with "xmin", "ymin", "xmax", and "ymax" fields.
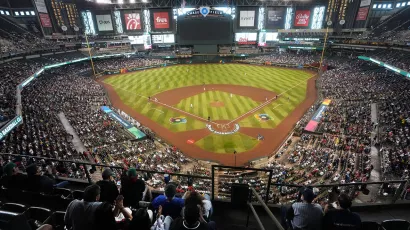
[{"xmin": 210, "ymin": 101, "xmax": 225, "ymax": 107}]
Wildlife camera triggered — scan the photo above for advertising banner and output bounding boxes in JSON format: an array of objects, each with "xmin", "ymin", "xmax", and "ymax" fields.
[
  {"xmin": 360, "ymin": 0, "xmax": 371, "ymax": 7},
  {"xmin": 96, "ymin": 14, "xmax": 113, "ymax": 31},
  {"xmin": 304, "ymin": 99, "xmax": 332, "ymax": 132},
  {"xmin": 356, "ymin": 7, "xmax": 369, "ymax": 21},
  {"xmin": 266, "ymin": 7, "xmax": 286, "ymax": 29},
  {"xmin": 0, "ymin": 116, "xmax": 23, "ymax": 141},
  {"xmin": 39, "ymin": 13, "xmax": 52, "ymax": 28},
  {"xmin": 33, "ymin": 0, "xmax": 48, "ymax": 13},
  {"xmin": 239, "ymin": 11, "xmax": 256, "ymax": 27},
  {"xmin": 235, "ymin": 32, "xmax": 257, "ymax": 44},
  {"xmin": 153, "ymin": 12, "xmax": 170, "ymax": 29},
  {"xmin": 101, "ymin": 106, "xmax": 146, "ymax": 140},
  {"xmin": 294, "ymin": 10, "xmax": 311, "ymax": 27},
  {"xmin": 124, "ymin": 13, "xmax": 142, "ymax": 30}
]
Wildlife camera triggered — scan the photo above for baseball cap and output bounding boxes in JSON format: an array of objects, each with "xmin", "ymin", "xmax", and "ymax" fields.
[
  {"xmin": 26, "ymin": 164, "xmax": 38, "ymax": 176},
  {"xmin": 165, "ymin": 183, "xmax": 177, "ymax": 198},
  {"xmin": 102, "ymin": 168, "xmax": 115, "ymax": 179},
  {"xmin": 302, "ymin": 188, "xmax": 315, "ymax": 203},
  {"xmin": 4, "ymin": 162, "xmax": 16, "ymax": 176},
  {"xmin": 127, "ymin": 168, "xmax": 137, "ymax": 178}
]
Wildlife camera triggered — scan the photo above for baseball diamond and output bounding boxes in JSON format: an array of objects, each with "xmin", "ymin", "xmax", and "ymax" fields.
[{"xmin": 99, "ymin": 63, "xmax": 317, "ymax": 165}]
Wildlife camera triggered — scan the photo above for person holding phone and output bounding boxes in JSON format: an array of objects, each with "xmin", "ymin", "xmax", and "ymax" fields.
[{"xmin": 323, "ymin": 193, "xmax": 361, "ymax": 230}]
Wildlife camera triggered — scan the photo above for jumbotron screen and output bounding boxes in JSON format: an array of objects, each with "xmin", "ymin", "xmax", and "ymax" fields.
[{"xmin": 177, "ymin": 17, "xmax": 232, "ymax": 45}]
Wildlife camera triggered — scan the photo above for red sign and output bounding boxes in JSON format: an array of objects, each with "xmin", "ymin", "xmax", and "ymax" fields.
[
  {"xmin": 39, "ymin": 13, "xmax": 52, "ymax": 28},
  {"xmin": 356, "ymin": 7, "xmax": 369, "ymax": 21},
  {"xmin": 294, "ymin": 10, "xmax": 310, "ymax": 27},
  {"xmin": 153, "ymin": 12, "xmax": 169, "ymax": 29},
  {"xmin": 238, "ymin": 38, "xmax": 256, "ymax": 45},
  {"xmin": 125, "ymin": 13, "xmax": 141, "ymax": 30}
]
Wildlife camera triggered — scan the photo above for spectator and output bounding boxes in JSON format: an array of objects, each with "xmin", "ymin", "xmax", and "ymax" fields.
[
  {"xmin": 64, "ymin": 184, "xmax": 129, "ymax": 230},
  {"xmin": 152, "ymin": 183, "xmax": 185, "ymax": 219},
  {"xmin": 97, "ymin": 168, "xmax": 119, "ymax": 204},
  {"xmin": 129, "ymin": 208, "xmax": 152, "ymax": 230},
  {"xmin": 121, "ymin": 168, "xmax": 146, "ymax": 208},
  {"xmin": 183, "ymin": 191, "xmax": 212, "ymax": 220},
  {"xmin": 93, "ymin": 202, "xmax": 118, "ymax": 230},
  {"xmin": 0, "ymin": 162, "xmax": 27, "ymax": 190},
  {"xmin": 25, "ymin": 164, "xmax": 55, "ymax": 194},
  {"xmin": 170, "ymin": 205, "xmax": 216, "ymax": 230},
  {"xmin": 286, "ymin": 188, "xmax": 323, "ymax": 230},
  {"xmin": 323, "ymin": 194, "xmax": 361, "ymax": 230}
]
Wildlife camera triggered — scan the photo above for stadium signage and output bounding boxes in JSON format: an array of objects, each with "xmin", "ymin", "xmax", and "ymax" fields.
[
  {"xmin": 0, "ymin": 116, "xmax": 23, "ymax": 141},
  {"xmin": 153, "ymin": 12, "xmax": 170, "ymax": 29},
  {"xmin": 185, "ymin": 8, "xmax": 224, "ymax": 17},
  {"xmin": 125, "ymin": 13, "xmax": 141, "ymax": 30},
  {"xmin": 294, "ymin": 10, "xmax": 310, "ymax": 27},
  {"xmin": 238, "ymin": 38, "xmax": 256, "ymax": 45},
  {"xmin": 239, "ymin": 11, "xmax": 256, "ymax": 27},
  {"xmin": 96, "ymin": 15, "xmax": 113, "ymax": 31},
  {"xmin": 266, "ymin": 8, "xmax": 286, "ymax": 29}
]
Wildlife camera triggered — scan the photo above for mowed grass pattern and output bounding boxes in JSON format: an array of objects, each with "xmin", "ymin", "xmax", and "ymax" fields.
[
  {"xmin": 104, "ymin": 64, "xmax": 313, "ymax": 133},
  {"xmin": 175, "ymin": 91, "xmax": 259, "ymax": 121},
  {"xmin": 195, "ymin": 132, "xmax": 259, "ymax": 153}
]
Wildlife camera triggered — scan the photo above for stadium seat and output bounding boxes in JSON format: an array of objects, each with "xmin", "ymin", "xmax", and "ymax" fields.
[
  {"xmin": 361, "ymin": 221, "xmax": 386, "ymax": 230},
  {"xmin": 25, "ymin": 207, "xmax": 52, "ymax": 230},
  {"xmin": 0, "ymin": 203, "xmax": 27, "ymax": 214},
  {"xmin": 53, "ymin": 188, "xmax": 72, "ymax": 199},
  {"xmin": 72, "ymin": 190, "xmax": 84, "ymax": 200},
  {"xmin": 381, "ymin": 219, "xmax": 410, "ymax": 230},
  {"xmin": 44, "ymin": 211, "xmax": 66, "ymax": 230}
]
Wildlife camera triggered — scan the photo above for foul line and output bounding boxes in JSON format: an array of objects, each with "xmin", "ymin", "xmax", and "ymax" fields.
[
  {"xmin": 103, "ymin": 82, "xmax": 219, "ymax": 125},
  {"xmin": 226, "ymin": 79, "xmax": 309, "ymax": 125}
]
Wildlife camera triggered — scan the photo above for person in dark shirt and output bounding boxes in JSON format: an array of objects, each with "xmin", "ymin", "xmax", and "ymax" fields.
[
  {"xmin": 120, "ymin": 168, "xmax": 146, "ymax": 208},
  {"xmin": 25, "ymin": 164, "xmax": 55, "ymax": 194},
  {"xmin": 323, "ymin": 193, "xmax": 361, "ymax": 230},
  {"xmin": 170, "ymin": 205, "xmax": 216, "ymax": 230},
  {"xmin": 0, "ymin": 162, "xmax": 27, "ymax": 190},
  {"xmin": 96, "ymin": 168, "xmax": 119, "ymax": 204}
]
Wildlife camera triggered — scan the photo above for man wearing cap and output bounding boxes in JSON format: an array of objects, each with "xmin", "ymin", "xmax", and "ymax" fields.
[
  {"xmin": 0, "ymin": 162, "xmax": 27, "ymax": 190},
  {"xmin": 152, "ymin": 183, "xmax": 185, "ymax": 219},
  {"xmin": 286, "ymin": 188, "xmax": 323, "ymax": 230},
  {"xmin": 97, "ymin": 168, "xmax": 119, "ymax": 204},
  {"xmin": 120, "ymin": 168, "xmax": 146, "ymax": 208},
  {"xmin": 25, "ymin": 164, "xmax": 55, "ymax": 194}
]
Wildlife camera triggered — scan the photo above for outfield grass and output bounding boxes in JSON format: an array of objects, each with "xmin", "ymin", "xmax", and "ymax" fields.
[
  {"xmin": 105, "ymin": 64, "xmax": 313, "ymax": 153},
  {"xmin": 194, "ymin": 132, "xmax": 259, "ymax": 153}
]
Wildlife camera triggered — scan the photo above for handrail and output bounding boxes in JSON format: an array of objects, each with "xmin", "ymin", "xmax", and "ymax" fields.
[
  {"xmin": 0, "ymin": 153, "xmax": 212, "ymax": 180},
  {"xmin": 248, "ymin": 203, "xmax": 266, "ymax": 230},
  {"xmin": 250, "ymin": 187, "xmax": 285, "ymax": 230}
]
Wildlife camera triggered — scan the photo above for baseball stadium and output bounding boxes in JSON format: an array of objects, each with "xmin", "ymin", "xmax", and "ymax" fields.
[
  {"xmin": 100, "ymin": 64, "xmax": 316, "ymax": 165},
  {"xmin": 0, "ymin": 0, "xmax": 410, "ymax": 229}
]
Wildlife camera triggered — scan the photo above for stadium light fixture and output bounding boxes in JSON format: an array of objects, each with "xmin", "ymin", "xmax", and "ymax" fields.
[
  {"xmin": 31, "ymin": 11, "xmax": 35, "ymax": 15},
  {"xmin": 20, "ymin": 11, "xmax": 25, "ymax": 15},
  {"xmin": 401, "ymin": 2, "xmax": 406, "ymax": 6},
  {"xmin": 373, "ymin": 4, "xmax": 377, "ymax": 8},
  {"xmin": 26, "ymin": 11, "xmax": 30, "ymax": 15},
  {"xmin": 130, "ymin": 0, "xmax": 135, "ymax": 2},
  {"xmin": 117, "ymin": 0, "xmax": 123, "ymax": 3},
  {"xmin": 396, "ymin": 3, "xmax": 400, "ymax": 7},
  {"xmin": 5, "ymin": 11, "xmax": 9, "ymax": 15},
  {"xmin": 0, "ymin": 10, "xmax": 4, "ymax": 15}
]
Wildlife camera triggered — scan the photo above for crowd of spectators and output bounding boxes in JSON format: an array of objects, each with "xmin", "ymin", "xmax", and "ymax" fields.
[{"xmin": 244, "ymin": 50, "xmax": 319, "ymax": 65}]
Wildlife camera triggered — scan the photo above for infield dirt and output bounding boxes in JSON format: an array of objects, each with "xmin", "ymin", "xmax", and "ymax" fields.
[{"xmin": 99, "ymin": 71, "xmax": 317, "ymax": 166}]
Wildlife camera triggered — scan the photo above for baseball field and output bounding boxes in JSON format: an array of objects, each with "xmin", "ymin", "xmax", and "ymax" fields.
[{"xmin": 100, "ymin": 64, "xmax": 317, "ymax": 165}]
